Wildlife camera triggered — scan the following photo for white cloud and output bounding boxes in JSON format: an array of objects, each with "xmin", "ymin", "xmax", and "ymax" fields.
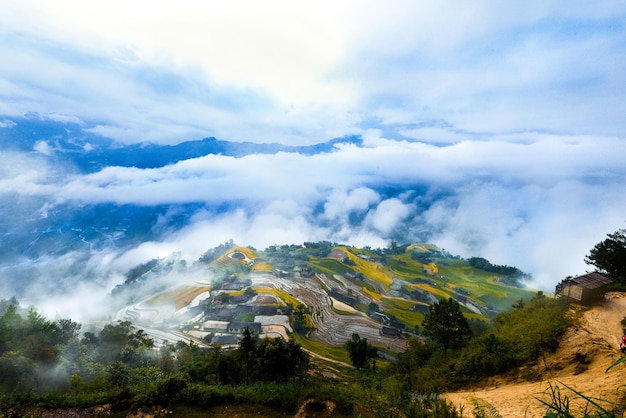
[
  {"xmin": 365, "ymin": 198, "xmax": 414, "ymax": 235},
  {"xmin": 33, "ymin": 140, "xmax": 54, "ymax": 155},
  {"xmin": 16, "ymin": 132, "xmax": 618, "ymax": 291},
  {"xmin": 0, "ymin": 119, "xmax": 16, "ymax": 128},
  {"xmin": 323, "ymin": 188, "xmax": 380, "ymax": 220}
]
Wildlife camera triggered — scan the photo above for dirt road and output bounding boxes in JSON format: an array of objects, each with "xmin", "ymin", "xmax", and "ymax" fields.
[{"xmin": 444, "ymin": 292, "xmax": 626, "ymax": 417}]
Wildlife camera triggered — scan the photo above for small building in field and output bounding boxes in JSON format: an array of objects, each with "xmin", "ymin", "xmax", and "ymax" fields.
[
  {"xmin": 380, "ymin": 326, "xmax": 402, "ymax": 338},
  {"xmin": 555, "ymin": 272, "xmax": 614, "ymax": 303}
]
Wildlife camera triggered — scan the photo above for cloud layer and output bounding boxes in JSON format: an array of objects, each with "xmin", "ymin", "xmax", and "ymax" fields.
[{"xmin": 1, "ymin": 124, "xmax": 625, "ymax": 295}]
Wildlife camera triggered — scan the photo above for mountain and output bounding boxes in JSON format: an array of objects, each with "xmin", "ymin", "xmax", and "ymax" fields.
[
  {"xmin": 110, "ymin": 241, "xmax": 536, "ymax": 335},
  {"xmin": 0, "ymin": 113, "xmax": 363, "ymax": 173}
]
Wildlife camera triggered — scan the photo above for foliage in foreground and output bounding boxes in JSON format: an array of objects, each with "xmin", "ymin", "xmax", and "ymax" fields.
[
  {"xmin": 0, "ymin": 298, "xmax": 462, "ymax": 417},
  {"xmin": 397, "ymin": 293, "xmax": 571, "ymax": 392},
  {"xmin": 1, "ymin": 290, "xmax": 623, "ymax": 417},
  {"xmin": 537, "ymin": 382, "xmax": 625, "ymax": 418}
]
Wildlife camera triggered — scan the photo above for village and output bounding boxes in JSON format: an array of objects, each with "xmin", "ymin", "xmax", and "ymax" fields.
[{"xmin": 114, "ymin": 268, "xmax": 409, "ymax": 353}]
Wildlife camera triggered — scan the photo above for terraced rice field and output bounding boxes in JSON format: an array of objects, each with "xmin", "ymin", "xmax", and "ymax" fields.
[
  {"xmin": 145, "ymin": 284, "xmax": 212, "ymax": 310},
  {"xmin": 250, "ymin": 273, "xmax": 407, "ymax": 351}
]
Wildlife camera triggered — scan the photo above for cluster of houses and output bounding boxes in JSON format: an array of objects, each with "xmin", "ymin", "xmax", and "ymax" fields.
[
  {"xmin": 182, "ymin": 274, "xmax": 295, "ymax": 348},
  {"xmin": 200, "ymin": 316, "xmax": 293, "ymax": 347}
]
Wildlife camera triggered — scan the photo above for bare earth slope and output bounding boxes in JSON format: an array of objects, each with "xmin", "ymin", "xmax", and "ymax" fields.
[{"xmin": 445, "ymin": 292, "xmax": 626, "ymax": 417}]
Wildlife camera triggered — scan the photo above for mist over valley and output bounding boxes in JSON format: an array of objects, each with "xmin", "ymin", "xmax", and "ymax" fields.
[{"xmin": 0, "ymin": 114, "xmax": 624, "ymax": 325}]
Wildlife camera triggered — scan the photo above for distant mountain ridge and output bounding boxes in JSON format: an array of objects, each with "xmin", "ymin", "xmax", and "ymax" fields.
[
  {"xmin": 71, "ymin": 135, "xmax": 363, "ymax": 173},
  {"xmin": 0, "ymin": 113, "xmax": 362, "ymax": 173}
]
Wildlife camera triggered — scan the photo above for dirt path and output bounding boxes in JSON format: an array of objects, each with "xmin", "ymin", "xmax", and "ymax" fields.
[{"xmin": 444, "ymin": 292, "xmax": 626, "ymax": 417}]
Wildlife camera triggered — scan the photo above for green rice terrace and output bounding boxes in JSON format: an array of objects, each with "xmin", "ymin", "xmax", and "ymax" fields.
[{"xmin": 112, "ymin": 241, "xmax": 537, "ymax": 362}]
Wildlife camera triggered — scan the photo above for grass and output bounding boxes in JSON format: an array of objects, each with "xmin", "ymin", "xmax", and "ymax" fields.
[
  {"xmin": 337, "ymin": 246, "xmax": 394, "ymax": 289},
  {"xmin": 213, "ymin": 246, "xmax": 258, "ymax": 268},
  {"xmin": 329, "ymin": 297, "xmax": 360, "ymax": 315},
  {"xmin": 385, "ymin": 250, "xmax": 537, "ymax": 315},
  {"xmin": 380, "ymin": 297, "xmax": 425, "ymax": 327},
  {"xmin": 307, "ymin": 257, "xmax": 355, "ymax": 276},
  {"xmin": 535, "ymin": 382, "xmax": 624, "ymax": 417},
  {"xmin": 362, "ymin": 287, "xmax": 382, "ymax": 301},
  {"xmin": 434, "ymin": 261, "xmax": 537, "ymax": 313},
  {"xmin": 229, "ymin": 246, "xmax": 259, "ymax": 260},
  {"xmin": 292, "ymin": 334, "xmax": 352, "ymax": 364},
  {"xmin": 144, "ymin": 285, "xmax": 212, "ymax": 309},
  {"xmin": 311, "ymin": 274, "xmax": 331, "ymax": 292},
  {"xmin": 251, "ymin": 261, "xmax": 273, "ymax": 271},
  {"xmin": 408, "ymin": 283, "xmax": 453, "ymax": 300},
  {"xmin": 255, "ymin": 287, "xmax": 302, "ymax": 308},
  {"xmin": 386, "ymin": 253, "xmax": 426, "ymax": 279},
  {"xmin": 408, "ymin": 243, "xmax": 440, "ymax": 253},
  {"xmin": 331, "ymin": 305, "xmax": 360, "ymax": 316},
  {"xmin": 468, "ymin": 396, "xmax": 502, "ymax": 418},
  {"xmin": 167, "ymin": 404, "xmax": 287, "ymax": 417}
]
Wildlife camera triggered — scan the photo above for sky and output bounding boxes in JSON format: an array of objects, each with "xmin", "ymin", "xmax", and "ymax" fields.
[{"xmin": 1, "ymin": 0, "xmax": 626, "ymax": 308}]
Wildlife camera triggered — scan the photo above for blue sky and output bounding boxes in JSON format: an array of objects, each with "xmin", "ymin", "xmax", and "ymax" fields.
[{"xmin": 1, "ymin": 1, "xmax": 626, "ymax": 302}]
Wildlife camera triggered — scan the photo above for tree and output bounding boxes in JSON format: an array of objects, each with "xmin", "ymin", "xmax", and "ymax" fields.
[
  {"xmin": 97, "ymin": 320, "xmax": 154, "ymax": 366},
  {"xmin": 255, "ymin": 338, "xmax": 309, "ymax": 383},
  {"xmin": 344, "ymin": 333, "xmax": 378, "ymax": 369},
  {"xmin": 292, "ymin": 303, "xmax": 311, "ymax": 334},
  {"xmin": 585, "ymin": 228, "xmax": 626, "ymax": 283},
  {"xmin": 421, "ymin": 298, "xmax": 470, "ymax": 351},
  {"xmin": 55, "ymin": 319, "xmax": 81, "ymax": 344},
  {"xmin": 239, "ymin": 326, "xmax": 257, "ymax": 384},
  {"xmin": 244, "ymin": 286, "xmax": 257, "ymax": 298},
  {"xmin": 396, "ymin": 337, "xmax": 433, "ymax": 392}
]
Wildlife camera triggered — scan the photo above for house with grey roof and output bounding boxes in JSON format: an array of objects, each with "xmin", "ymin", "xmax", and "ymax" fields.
[{"xmin": 555, "ymin": 272, "xmax": 614, "ymax": 303}]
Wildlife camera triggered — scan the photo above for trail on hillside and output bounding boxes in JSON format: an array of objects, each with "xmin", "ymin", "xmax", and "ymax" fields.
[{"xmin": 445, "ymin": 292, "xmax": 626, "ymax": 417}]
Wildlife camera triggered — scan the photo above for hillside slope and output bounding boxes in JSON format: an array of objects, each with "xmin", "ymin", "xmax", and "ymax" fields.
[{"xmin": 445, "ymin": 292, "xmax": 626, "ymax": 417}]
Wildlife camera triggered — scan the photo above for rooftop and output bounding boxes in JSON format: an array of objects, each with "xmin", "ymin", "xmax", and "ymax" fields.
[{"xmin": 566, "ymin": 272, "xmax": 614, "ymax": 289}]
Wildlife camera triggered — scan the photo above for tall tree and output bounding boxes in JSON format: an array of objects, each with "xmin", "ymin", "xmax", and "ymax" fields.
[
  {"xmin": 421, "ymin": 298, "xmax": 470, "ymax": 350},
  {"xmin": 345, "ymin": 333, "xmax": 378, "ymax": 369},
  {"xmin": 585, "ymin": 228, "xmax": 626, "ymax": 283},
  {"xmin": 239, "ymin": 326, "xmax": 257, "ymax": 385}
]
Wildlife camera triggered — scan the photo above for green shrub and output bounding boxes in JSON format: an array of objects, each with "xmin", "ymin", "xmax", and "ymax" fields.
[{"xmin": 397, "ymin": 295, "xmax": 571, "ymax": 391}]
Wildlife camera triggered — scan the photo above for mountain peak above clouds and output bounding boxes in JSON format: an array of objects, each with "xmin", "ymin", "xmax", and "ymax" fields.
[{"xmin": 0, "ymin": 113, "xmax": 363, "ymax": 173}]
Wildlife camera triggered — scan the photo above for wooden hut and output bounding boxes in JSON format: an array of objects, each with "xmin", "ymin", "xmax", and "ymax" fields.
[{"xmin": 555, "ymin": 272, "xmax": 614, "ymax": 303}]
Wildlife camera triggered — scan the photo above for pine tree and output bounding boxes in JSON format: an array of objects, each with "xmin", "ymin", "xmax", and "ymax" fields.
[{"xmin": 421, "ymin": 298, "xmax": 470, "ymax": 350}]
